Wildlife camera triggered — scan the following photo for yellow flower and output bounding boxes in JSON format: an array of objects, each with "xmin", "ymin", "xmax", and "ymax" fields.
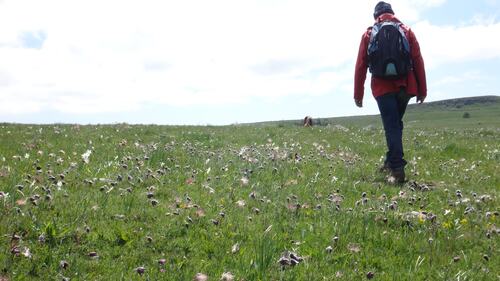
[
  {"xmin": 418, "ymin": 215, "xmax": 426, "ymax": 224},
  {"xmin": 442, "ymin": 222, "xmax": 452, "ymax": 229},
  {"xmin": 460, "ymin": 218, "xmax": 468, "ymax": 225}
]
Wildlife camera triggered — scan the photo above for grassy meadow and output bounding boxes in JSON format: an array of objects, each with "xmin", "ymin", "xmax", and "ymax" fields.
[{"xmin": 0, "ymin": 98, "xmax": 499, "ymax": 280}]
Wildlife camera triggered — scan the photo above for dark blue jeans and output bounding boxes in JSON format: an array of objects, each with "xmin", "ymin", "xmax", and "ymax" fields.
[{"xmin": 375, "ymin": 90, "xmax": 412, "ymax": 170}]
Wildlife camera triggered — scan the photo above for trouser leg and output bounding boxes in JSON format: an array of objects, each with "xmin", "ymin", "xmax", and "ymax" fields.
[
  {"xmin": 396, "ymin": 89, "xmax": 411, "ymax": 165},
  {"xmin": 376, "ymin": 90, "xmax": 411, "ymax": 170}
]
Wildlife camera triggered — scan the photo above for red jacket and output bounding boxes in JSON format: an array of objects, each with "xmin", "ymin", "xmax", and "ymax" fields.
[{"xmin": 354, "ymin": 14, "xmax": 427, "ymax": 101}]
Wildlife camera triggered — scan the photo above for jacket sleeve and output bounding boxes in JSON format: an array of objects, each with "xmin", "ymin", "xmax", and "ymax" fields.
[
  {"xmin": 408, "ymin": 29, "xmax": 427, "ymax": 98},
  {"xmin": 354, "ymin": 31, "xmax": 370, "ymax": 101}
]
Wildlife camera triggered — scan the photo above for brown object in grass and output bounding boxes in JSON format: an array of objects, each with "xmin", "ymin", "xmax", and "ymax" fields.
[{"xmin": 303, "ymin": 116, "xmax": 313, "ymax": 127}]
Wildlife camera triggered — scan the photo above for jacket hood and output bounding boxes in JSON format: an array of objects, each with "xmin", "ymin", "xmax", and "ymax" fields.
[{"xmin": 375, "ymin": 13, "xmax": 402, "ymax": 24}]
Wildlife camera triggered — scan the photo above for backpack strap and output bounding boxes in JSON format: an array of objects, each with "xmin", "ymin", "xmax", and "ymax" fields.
[
  {"xmin": 392, "ymin": 23, "xmax": 410, "ymax": 53},
  {"xmin": 367, "ymin": 23, "xmax": 382, "ymax": 55}
]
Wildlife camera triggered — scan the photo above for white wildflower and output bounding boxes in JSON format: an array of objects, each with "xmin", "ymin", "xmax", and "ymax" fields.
[
  {"xmin": 22, "ymin": 247, "xmax": 32, "ymax": 258},
  {"xmin": 231, "ymin": 243, "xmax": 240, "ymax": 254},
  {"xmin": 240, "ymin": 177, "xmax": 249, "ymax": 186},
  {"xmin": 220, "ymin": 272, "xmax": 234, "ymax": 281},
  {"xmin": 194, "ymin": 273, "xmax": 208, "ymax": 281},
  {"xmin": 81, "ymin": 150, "xmax": 92, "ymax": 164}
]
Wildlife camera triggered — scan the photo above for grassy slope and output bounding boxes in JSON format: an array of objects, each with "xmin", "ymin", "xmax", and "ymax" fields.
[
  {"xmin": 0, "ymin": 97, "xmax": 499, "ymax": 280},
  {"xmin": 257, "ymin": 95, "xmax": 500, "ymax": 129}
]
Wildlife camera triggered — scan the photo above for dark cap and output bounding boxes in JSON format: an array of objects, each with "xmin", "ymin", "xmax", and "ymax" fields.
[{"xmin": 374, "ymin": 1, "xmax": 394, "ymax": 19}]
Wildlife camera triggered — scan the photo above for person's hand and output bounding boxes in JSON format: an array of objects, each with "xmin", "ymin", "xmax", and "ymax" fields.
[
  {"xmin": 416, "ymin": 95, "xmax": 426, "ymax": 104},
  {"xmin": 355, "ymin": 99, "xmax": 363, "ymax": 108}
]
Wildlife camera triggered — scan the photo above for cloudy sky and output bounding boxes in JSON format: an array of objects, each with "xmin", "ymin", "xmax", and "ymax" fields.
[{"xmin": 1, "ymin": 0, "xmax": 499, "ymax": 125}]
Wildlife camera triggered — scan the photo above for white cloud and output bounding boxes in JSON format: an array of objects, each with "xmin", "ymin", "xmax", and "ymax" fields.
[
  {"xmin": 0, "ymin": 0, "xmax": 498, "ymax": 123},
  {"xmin": 407, "ymin": 0, "xmax": 447, "ymax": 7},
  {"xmin": 414, "ymin": 20, "xmax": 500, "ymax": 68},
  {"xmin": 0, "ymin": 0, "xmax": 374, "ymax": 115},
  {"xmin": 390, "ymin": 0, "xmax": 447, "ymax": 21}
]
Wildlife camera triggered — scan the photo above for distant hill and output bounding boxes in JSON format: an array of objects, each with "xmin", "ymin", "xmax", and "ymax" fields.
[
  {"xmin": 407, "ymin": 95, "xmax": 500, "ymax": 110},
  {"xmin": 249, "ymin": 95, "xmax": 500, "ymax": 128}
]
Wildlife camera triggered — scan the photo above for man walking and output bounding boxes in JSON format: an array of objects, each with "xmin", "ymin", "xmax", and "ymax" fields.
[{"xmin": 354, "ymin": 1, "xmax": 427, "ymax": 183}]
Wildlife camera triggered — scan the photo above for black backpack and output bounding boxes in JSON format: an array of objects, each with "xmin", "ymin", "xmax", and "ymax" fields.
[{"xmin": 367, "ymin": 21, "xmax": 411, "ymax": 79}]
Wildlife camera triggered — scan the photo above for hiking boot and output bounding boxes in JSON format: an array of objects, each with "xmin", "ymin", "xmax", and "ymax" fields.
[{"xmin": 391, "ymin": 168, "xmax": 406, "ymax": 184}]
